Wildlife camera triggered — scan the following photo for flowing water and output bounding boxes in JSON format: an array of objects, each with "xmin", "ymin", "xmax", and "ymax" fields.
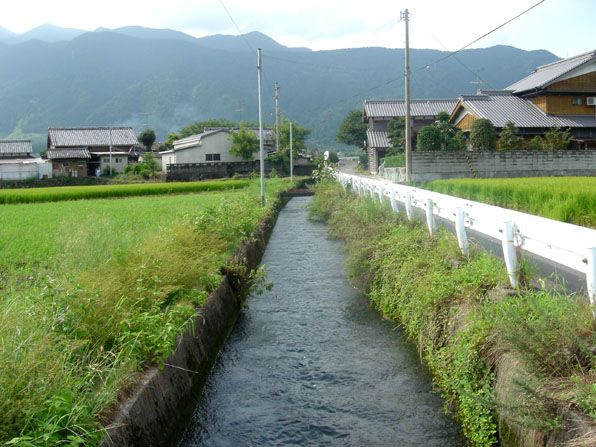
[{"xmin": 180, "ymin": 197, "xmax": 465, "ymax": 446}]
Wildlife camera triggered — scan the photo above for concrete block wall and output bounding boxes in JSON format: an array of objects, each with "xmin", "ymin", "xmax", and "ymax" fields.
[{"xmin": 408, "ymin": 150, "xmax": 596, "ymax": 181}]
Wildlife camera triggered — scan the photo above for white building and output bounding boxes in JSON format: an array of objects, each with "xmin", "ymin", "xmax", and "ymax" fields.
[
  {"xmin": 160, "ymin": 129, "xmax": 267, "ymax": 172},
  {"xmin": 0, "ymin": 140, "xmax": 52, "ymax": 180}
]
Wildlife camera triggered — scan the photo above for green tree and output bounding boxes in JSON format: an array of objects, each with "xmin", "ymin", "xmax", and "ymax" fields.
[
  {"xmin": 138, "ymin": 129, "xmax": 156, "ymax": 152},
  {"xmin": 416, "ymin": 125, "xmax": 441, "ymax": 151},
  {"xmin": 436, "ymin": 110, "xmax": 451, "ymax": 123},
  {"xmin": 162, "ymin": 133, "xmax": 181, "ymax": 149},
  {"xmin": 335, "ymin": 109, "xmax": 367, "ymax": 148},
  {"xmin": 526, "ymin": 135, "xmax": 545, "ymax": 150},
  {"xmin": 470, "ymin": 118, "xmax": 497, "ymax": 151},
  {"xmin": 229, "ymin": 123, "xmax": 259, "ymax": 160},
  {"xmin": 277, "ymin": 117, "xmax": 311, "ymax": 155},
  {"xmin": 437, "ymin": 121, "xmax": 466, "ymax": 151},
  {"xmin": 387, "ymin": 117, "xmax": 406, "ymax": 154},
  {"xmin": 179, "ymin": 119, "xmax": 236, "ymax": 138},
  {"xmin": 543, "ymin": 127, "xmax": 571, "ymax": 150},
  {"xmin": 498, "ymin": 121, "xmax": 524, "ymax": 151}
]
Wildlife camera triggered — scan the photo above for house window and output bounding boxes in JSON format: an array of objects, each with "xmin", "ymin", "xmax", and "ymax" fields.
[
  {"xmin": 114, "ymin": 157, "xmax": 122, "ymax": 163},
  {"xmin": 78, "ymin": 162, "xmax": 85, "ymax": 167},
  {"xmin": 572, "ymin": 98, "xmax": 583, "ymax": 106},
  {"xmin": 102, "ymin": 157, "xmax": 109, "ymax": 163},
  {"xmin": 205, "ymin": 154, "xmax": 221, "ymax": 161},
  {"xmin": 62, "ymin": 162, "xmax": 69, "ymax": 167}
]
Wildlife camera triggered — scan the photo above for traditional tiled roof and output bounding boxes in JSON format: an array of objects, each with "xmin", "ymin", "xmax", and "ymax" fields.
[
  {"xmin": 0, "ymin": 140, "xmax": 32, "ymax": 155},
  {"xmin": 455, "ymin": 90, "xmax": 596, "ymax": 128},
  {"xmin": 48, "ymin": 127, "xmax": 138, "ymax": 147},
  {"xmin": 367, "ymin": 129, "xmax": 390, "ymax": 148},
  {"xmin": 364, "ymin": 99, "xmax": 458, "ymax": 119},
  {"xmin": 507, "ymin": 50, "xmax": 596, "ymax": 94},
  {"xmin": 46, "ymin": 148, "xmax": 91, "ymax": 160}
]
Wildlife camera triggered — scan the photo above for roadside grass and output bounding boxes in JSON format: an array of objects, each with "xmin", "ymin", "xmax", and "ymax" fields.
[
  {"xmin": 0, "ymin": 179, "xmax": 249, "ymax": 204},
  {"xmin": 310, "ymin": 180, "xmax": 596, "ymax": 446},
  {"xmin": 421, "ymin": 177, "xmax": 596, "ymax": 228},
  {"xmin": 0, "ymin": 178, "xmax": 289, "ymax": 446}
]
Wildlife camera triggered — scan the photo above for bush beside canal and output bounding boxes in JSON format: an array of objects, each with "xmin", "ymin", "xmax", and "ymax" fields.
[{"xmin": 310, "ymin": 179, "xmax": 596, "ymax": 447}]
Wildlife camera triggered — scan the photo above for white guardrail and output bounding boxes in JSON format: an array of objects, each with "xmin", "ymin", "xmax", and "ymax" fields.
[{"xmin": 337, "ymin": 172, "xmax": 596, "ymax": 315}]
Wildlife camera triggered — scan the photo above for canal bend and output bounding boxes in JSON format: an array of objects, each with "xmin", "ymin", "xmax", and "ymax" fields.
[{"xmin": 180, "ymin": 196, "xmax": 464, "ymax": 446}]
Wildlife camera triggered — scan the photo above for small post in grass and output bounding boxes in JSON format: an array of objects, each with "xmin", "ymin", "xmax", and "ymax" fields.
[
  {"xmin": 502, "ymin": 221, "xmax": 519, "ymax": 288},
  {"xmin": 405, "ymin": 191, "xmax": 413, "ymax": 221},
  {"xmin": 390, "ymin": 187, "xmax": 399, "ymax": 213},
  {"xmin": 455, "ymin": 207, "xmax": 469, "ymax": 256},
  {"xmin": 426, "ymin": 198, "xmax": 436, "ymax": 236},
  {"xmin": 585, "ymin": 247, "xmax": 596, "ymax": 320}
]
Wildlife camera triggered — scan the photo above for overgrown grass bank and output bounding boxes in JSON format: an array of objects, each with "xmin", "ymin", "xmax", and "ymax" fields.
[
  {"xmin": 310, "ymin": 180, "xmax": 596, "ymax": 446},
  {"xmin": 0, "ymin": 179, "xmax": 249, "ymax": 204},
  {"xmin": 0, "ymin": 178, "xmax": 288, "ymax": 446},
  {"xmin": 422, "ymin": 177, "xmax": 596, "ymax": 228}
]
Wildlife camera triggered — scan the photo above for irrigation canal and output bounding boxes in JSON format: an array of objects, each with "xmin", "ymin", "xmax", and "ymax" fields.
[{"xmin": 180, "ymin": 197, "xmax": 465, "ymax": 446}]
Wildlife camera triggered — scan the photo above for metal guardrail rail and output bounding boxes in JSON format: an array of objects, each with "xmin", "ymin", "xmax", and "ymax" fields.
[{"xmin": 337, "ymin": 173, "xmax": 596, "ymax": 317}]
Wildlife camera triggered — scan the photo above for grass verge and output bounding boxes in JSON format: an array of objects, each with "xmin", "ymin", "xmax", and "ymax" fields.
[
  {"xmin": 310, "ymin": 179, "xmax": 596, "ymax": 446},
  {"xmin": 0, "ymin": 178, "xmax": 289, "ymax": 446},
  {"xmin": 421, "ymin": 177, "xmax": 596, "ymax": 228},
  {"xmin": 0, "ymin": 179, "xmax": 249, "ymax": 204}
]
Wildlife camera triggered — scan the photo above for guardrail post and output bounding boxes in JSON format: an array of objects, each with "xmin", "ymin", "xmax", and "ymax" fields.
[
  {"xmin": 456, "ymin": 207, "xmax": 469, "ymax": 256},
  {"xmin": 426, "ymin": 199, "xmax": 436, "ymax": 236},
  {"xmin": 405, "ymin": 192, "xmax": 413, "ymax": 221},
  {"xmin": 378, "ymin": 184, "xmax": 384, "ymax": 204},
  {"xmin": 390, "ymin": 187, "xmax": 399, "ymax": 213},
  {"xmin": 586, "ymin": 247, "xmax": 596, "ymax": 319},
  {"xmin": 502, "ymin": 221, "xmax": 519, "ymax": 288}
]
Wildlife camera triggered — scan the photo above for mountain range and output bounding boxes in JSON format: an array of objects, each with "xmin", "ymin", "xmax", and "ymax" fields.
[{"xmin": 0, "ymin": 24, "xmax": 559, "ymax": 152}]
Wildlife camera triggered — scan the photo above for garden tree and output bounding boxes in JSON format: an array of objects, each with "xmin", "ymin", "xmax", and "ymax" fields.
[
  {"xmin": 229, "ymin": 123, "xmax": 259, "ymax": 160},
  {"xmin": 387, "ymin": 117, "xmax": 406, "ymax": 154},
  {"xmin": 436, "ymin": 121, "xmax": 466, "ymax": 150},
  {"xmin": 335, "ymin": 109, "xmax": 367, "ymax": 148},
  {"xmin": 470, "ymin": 118, "xmax": 497, "ymax": 151},
  {"xmin": 277, "ymin": 117, "xmax": 311, "ymax": 155},
  {"xmin": 525, "ymin": 136, "xmax": 545, "ymax": 150},
  {"xmin": 416, "ymin": 125, "xmax": 441, "ymax": 151},
  {"xmin": 436, "ymin": 110, "xmax": 451, "ymax": 123},
  {"xmin": 138, "ymin": 129, "xmax": 156, "ymax": 151},
  {"xmin": 543, "ymin": 127, "xmax": 571, "ymax": 150},
  {"xmin": 162, "ymin": 133, "xmax": 181, "ymax": 149},
  {"xmin": 179, "ymin": 119, "xmax": 236, "ymax": 138},
  {"xmin": 498, "ymin": 121, "xmax": 524, "ymax": 151}
]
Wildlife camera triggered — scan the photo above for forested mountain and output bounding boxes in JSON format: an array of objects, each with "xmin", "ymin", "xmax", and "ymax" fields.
[{"xmin": 0, "ymin": 26, "xmax": 558, "ymax": 151}]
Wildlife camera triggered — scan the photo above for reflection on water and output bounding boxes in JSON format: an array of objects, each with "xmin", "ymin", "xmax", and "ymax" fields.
[{"xmin": 180, "ymin": 197, "xmax": 464, "ymax": 446}]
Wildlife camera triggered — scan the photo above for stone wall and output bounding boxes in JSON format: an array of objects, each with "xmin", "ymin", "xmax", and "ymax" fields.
[
  {"xmin": 167, "ymin": 161, "xmax": 315, "ymax": 181},
  {"xmin": 380, "ymin": 150, "xmax": 596, "ymax": 182}
]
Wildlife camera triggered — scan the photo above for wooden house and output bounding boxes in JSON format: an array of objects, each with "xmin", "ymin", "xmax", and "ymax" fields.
[
  {"xmin": 450, "ymin": 50, "xmax": 596, "ymax": 149},
  {"xmin": 363, "ymin": 99, "xmax": 457, "ymax": 173},
  {"xmin": 46, "ymin": 127, "xmax": 139, "ymax": 176}
]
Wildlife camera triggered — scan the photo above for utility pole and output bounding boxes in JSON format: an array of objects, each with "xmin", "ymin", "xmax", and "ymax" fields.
[
  {"xmin": 401, "ymin": 8, "xmax": 412, "ymax": 182},
  {"xmin": 274, "ymin": 81, "xmax": 280, "ymax": 152},
  {"xmin": 257, "ymin": 49, "xmax": 265, "ymax": 205},
  {"xmin": 109, "ymin": 126, "xmax": 113, "ymax": 176},
  {"xmin": 290, "ymin": 120, "xmax": 293, "ymax": 185}
]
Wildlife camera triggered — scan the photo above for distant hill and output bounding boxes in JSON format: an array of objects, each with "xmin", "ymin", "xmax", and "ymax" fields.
[
  {"xmin": 0, "ymin": 26, "xmax": 15, "ymax": 39},
  {"xmin": 0, "ymin": 28, "xmax": 558, "ymax": 151},
  {"xmin": 98, "ymin": 25, "xmax": 198, "ymax": 43},
  {"xmin": 1, "ymin": 23, "xmax": 87, "ymax": 44}
]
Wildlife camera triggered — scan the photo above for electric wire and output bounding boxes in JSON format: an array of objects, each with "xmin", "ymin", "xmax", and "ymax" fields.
[{"xmin": 217, "ymin": 0, "xmax": 254, "ymax": 52}]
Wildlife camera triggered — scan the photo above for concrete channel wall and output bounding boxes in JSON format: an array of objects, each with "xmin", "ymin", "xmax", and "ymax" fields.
[
  {"xmin": 100, "ymin": 197, "xmax": 289, "ymax": 447},
  {"xmin": 380, "ymin": 150, "xmax": 596, "ymax": 181}
]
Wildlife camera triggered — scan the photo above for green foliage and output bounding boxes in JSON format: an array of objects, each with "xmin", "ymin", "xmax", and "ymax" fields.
[
  {"xmin": 543, "ymin": 127, "xmax": 571, "ymax": 150},
  {"xmin": 422, "ymin": 177, "xmax": 596, "ymax": 228},
  {"xmin": 470, "ymin": 118, "xmax": 497, "ymax": 151},
  {"xmin": 497, "ymin": 121, "xmax": 524, "ymax": 151},
  {"xmin": 124, "ymin": 153, "xmax": 161, "ymax": 179},
  {"xmin": 229, "ymin": 123, "xmax": 260, "ymax": 160},
  {"xmin": 437, "ymin": 120, "xmax": 466, "ymax": 151},
  {"xmin": 162, "ymin": 132, "xmax": 182, "ymax": 149},
  {"xmin": 179, "ymin": 119, "xmax": 236, "ymax": 138},
  {"xmin": 387, "ymin": 117, "xmax": 406, "ymax": 153},
  {"xmin": 382, "ymin": 154, "xmax": 405, "ymax": 167},
  {"xmin": 0, "ymin": 180, "xmax": 250, "ymax": 204},
  {"xmin": 0, "ymin": 178, "xmax": 290, "ymax": 445},
  {"xmin": 277, "ymin": 117, "xmax": 311, "ymax": 154},
  {"xmin": 138, "ymin": 129, "xmax": 156, "ymax": 151},
  {"xmin": 436, "ymin": 110, "xmax": 451, "ymax": 122},
  {"xmin": 416, "ymin": 125, "xmax": 441, "ymax": 151},
  {"xmin": 358, "ymin": 152, "xmax": 368, "ymax": 169},
  {"xmin": 525, "ymin": 136, "xmax": 545, "ymax": 150},
  {"xmin": 335, "ymin": 109, "xmax": 367, "ymax": 148}
]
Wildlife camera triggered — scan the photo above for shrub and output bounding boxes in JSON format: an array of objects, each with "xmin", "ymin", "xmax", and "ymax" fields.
[
  {"xmin": 416, "ymin": 125, "xmax": 441, "ymax": 151},
  {"xmin": 470, "ymin": 119, "xmax": 497, "ymax": 151}
]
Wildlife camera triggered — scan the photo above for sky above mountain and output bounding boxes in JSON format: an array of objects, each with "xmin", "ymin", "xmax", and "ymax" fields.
[{"xmin": 0, "ymin": 0, "xmax": 592, "ymax": 58}]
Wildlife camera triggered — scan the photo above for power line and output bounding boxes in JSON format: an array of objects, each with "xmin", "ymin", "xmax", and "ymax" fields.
[{"xmin": 217, "ymin": 0, "xmax": 254, "ymax": 52}]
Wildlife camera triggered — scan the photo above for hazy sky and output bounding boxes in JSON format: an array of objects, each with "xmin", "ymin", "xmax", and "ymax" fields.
[{"xmin": 1, "ymin": 0, "xmax": 593, "ymax": 57}]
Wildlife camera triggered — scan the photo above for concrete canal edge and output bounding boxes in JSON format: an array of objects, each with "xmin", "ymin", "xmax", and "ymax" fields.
[{"xmin": 100, "ymin": 196, "xmax": 291, "ymax": 447}]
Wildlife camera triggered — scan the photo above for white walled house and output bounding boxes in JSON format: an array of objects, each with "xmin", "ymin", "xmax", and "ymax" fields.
[
  {"xmin": 0, "ymin": 140, "xmax": 52, "ymax": 180},
  {"xmin": 161, "ymin": 129, "xmax": 264, "ymax": 171}
]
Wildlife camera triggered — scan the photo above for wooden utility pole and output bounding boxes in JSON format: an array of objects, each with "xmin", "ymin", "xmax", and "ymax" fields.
[
  {"xmin": 274, "ymin": 81, "xmax": 280, "ymax": 152},
  {"xmin": 257, "ymin": 49, "xmax": 265, "ymax": 205},
  {"xmin": 401, "ymin": 8, "xmax": 412, "ymax": 182}
]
